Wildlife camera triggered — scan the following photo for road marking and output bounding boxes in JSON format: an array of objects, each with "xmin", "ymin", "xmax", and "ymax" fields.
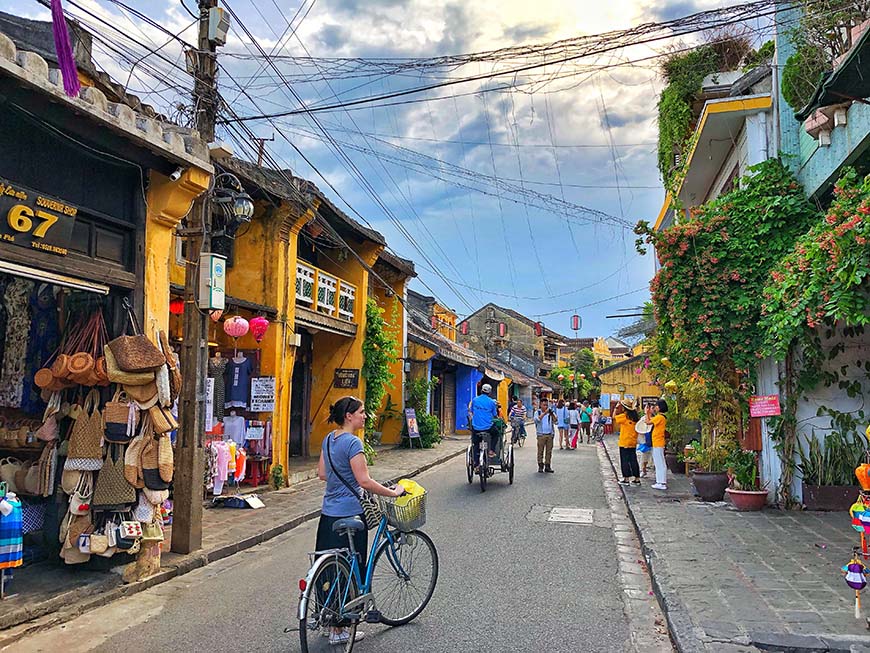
[{"xmin": 547, "ymin": 507, "xmax": 594, "ymax": 524}]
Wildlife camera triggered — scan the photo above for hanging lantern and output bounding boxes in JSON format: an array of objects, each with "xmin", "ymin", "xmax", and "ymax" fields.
[
  {"xmin": 223, "ymin": 316, "xmax": 249, "ymax": 339},
  {"xmin": 591, "ymin": 371, "xmax": 597, "ymax": 378},
  {"xmin": 571, "ymin": 314, "xmax": 581, "ymax": 331},
  {"xmin": 460, "ymin": 321, "xmax": 468, "ymax": 335},
  {"xmin": 210, "ymin": 309, "xmax": 224, "ymax": 322},
  {"xmin": 534, "ymin": 321, "xmax": 543, "ymax": 337},
  {"xmin": 557, "ymin": 374, "xmax": 565, "ymax": 381},
  {"xmin": 169, "ymin": 297, "xmax": 185, "ymax": 315},
  {"xmin": 580, "ymin": 373, "xmax": 586, "ymax": 380},
  {"xmin": 569, "ymin": 373, "xmax": 575, "ymax": 381},
  {"xmin": 250, "ymin": 316, "xmax": 270, "ymax": 343},
  {"xmin": 431, "ymin": 315, "xmax": 438, "ymax": 330},
  {"xmin": 498, "ymin": 322, "xmax": 506, "ymax": 338}
]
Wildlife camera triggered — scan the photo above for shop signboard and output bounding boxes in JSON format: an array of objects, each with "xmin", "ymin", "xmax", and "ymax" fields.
[
  {"xmin": 641, "ymin": 396, "xmax": 659, "ymax": 409},
  {"xmin": 205, "ymin": 378, "xmax": 214, "ymax": 432},
  {"xmin": 0, "ymin": 178, "xmax": 77, "ymax": 256},
  {"xmin": 250, "ymin": 377, "xmax": 276, "ymax": 412},
  {"xmin": 749, "ymin": 394, "xmax": 781, "ymax": 418},
  {"xmin": 404, "ymin": 408, "xmax": 420, "ymax": 439},
  {"xmin": 333, "ymin": 368, "xmax": 360, "ymax": 389}
]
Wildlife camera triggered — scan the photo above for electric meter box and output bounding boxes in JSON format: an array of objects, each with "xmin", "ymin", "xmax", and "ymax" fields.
[
  {"xmin": 208, "ymin": 7, "xmax": 230, "ymax": 46},
  {"xmin": 198, "ymin": 253, "xmax": 226, "ymax": 310}
]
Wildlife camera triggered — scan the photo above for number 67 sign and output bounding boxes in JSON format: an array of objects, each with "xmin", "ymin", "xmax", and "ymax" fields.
[{"xmin": 0, "ymin": 178, "xmax": 77, "ymax": 256}]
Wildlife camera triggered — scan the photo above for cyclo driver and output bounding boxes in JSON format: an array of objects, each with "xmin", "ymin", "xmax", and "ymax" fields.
[{"xmin": 468, "ymin": 383, "xmax": 498, "ymax": 472}]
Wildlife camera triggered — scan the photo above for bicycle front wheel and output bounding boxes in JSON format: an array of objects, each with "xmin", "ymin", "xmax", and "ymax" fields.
[
  {"xmin": 300, "ymin": 557, "xmax": 358, "ymax": 653},
  {"xmin": 371, "ymin": 530, "xmax": 439, "ymax": 626}
]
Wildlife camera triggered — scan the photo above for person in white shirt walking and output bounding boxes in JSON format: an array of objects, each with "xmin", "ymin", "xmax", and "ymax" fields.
[{"xmin": 534, "ymin": 398, "xmax": 557, "ymax": 473}]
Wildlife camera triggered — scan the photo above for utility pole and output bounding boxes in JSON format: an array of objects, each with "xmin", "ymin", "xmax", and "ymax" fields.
[{"xmin": 173, "ymin": 0, "xmax": 218, "ymax": 554}]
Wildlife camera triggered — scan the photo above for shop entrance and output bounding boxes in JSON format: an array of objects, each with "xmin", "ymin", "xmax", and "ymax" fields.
[{"xmin": 289, "ymin": 330, "xmax": 313, "ymax": 457}]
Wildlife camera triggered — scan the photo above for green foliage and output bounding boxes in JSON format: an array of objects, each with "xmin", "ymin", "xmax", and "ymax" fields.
[
  {"xmin": 417, "ymin": 413, "xmax": 443, "ymax": 449},
  {"xmin": 796, "ymin": 430, "xmax": 865, "ymax": 486},
  {"xmin": 375, "ymin": 394, "xmax": 400, "ymax": 434},
  {"xmin": 727, "ymin": 449, "xmax": 760, "ymax": 489},
  {"xmin": 362, "ymin": 297, "xmax": 399, "ymax": 441},
  {"xmin": 636, "ymin": 160, "xmax": 817, "ymax": 383},
  {"xmin": 406, "ymin": 377, "xmax": 433, "ymax": 417},
  {"xmin": 781, "ymin": 44, "xmax": 827, "ymax": 112},
  {"xmin": 762, "ymin": 169, "xmax": 870, "ymax": 357},
  {"xmin": 401, "ymin": 377, "xmax": 442, "ymax": 448},
  {"xmin": 363, "ymin": 439, "xmax": 376, "ymax": 466},
  {"xmin": 742, "ymin": 40, "xmax": 775, "ymax": 71},
  {"xmin": 269, "ymin": 463, "xmax": 285, "ymax": 490},
  {"xmin": 548, "ymin": 366, "xmax": 592, "ymax": 397}
]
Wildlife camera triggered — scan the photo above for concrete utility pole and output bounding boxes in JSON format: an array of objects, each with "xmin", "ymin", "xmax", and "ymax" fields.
[{"xmin": 173, "ymin": 0, "xmax": 218, "ymax": 554}]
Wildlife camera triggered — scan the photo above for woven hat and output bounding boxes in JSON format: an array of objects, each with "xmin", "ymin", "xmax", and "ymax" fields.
[
  {"xmin": 104, "ymin": 346, "xmax": 155, "ymax": 386},
  {"xmin": 123, "ymin": 380, "xmax": 159, "ymax": 409},
  {"xmin": 620, "ymin": 397, "xmax": 637, "ymax": 411}
]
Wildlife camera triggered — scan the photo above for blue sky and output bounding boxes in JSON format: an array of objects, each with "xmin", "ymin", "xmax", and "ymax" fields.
[{"xmin": 6, "ymin": 0, "xmax": 755, "ymax": 339}]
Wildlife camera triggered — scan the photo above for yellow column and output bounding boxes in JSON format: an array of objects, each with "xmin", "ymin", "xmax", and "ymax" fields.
[{"xmin": 144, "ymin": 168, "xmax": 210, "ymax": 336}]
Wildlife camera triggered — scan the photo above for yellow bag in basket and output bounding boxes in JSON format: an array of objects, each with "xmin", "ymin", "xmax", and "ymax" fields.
[{"xmin": 395, "ymin": 479, "xmax": 424, "ymax": 507}]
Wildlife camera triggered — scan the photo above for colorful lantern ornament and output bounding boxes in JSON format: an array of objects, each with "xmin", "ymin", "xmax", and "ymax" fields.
[
  {"xmin": 557, "ymin": 374, "xmax": 565, "ymax": 381},
  {"xmin": 843, "ymin": 553, "xmax": 870, "ymax": 618},
  {"xmin": 169, "ymin": 298, "xmax": 185, "ymax": 315},
  {"xmin": 580, "ymin": 374, "xmax": 586, "ymax": 380},
  {"xmin": 223, "ymin": 316, "xmax": 249, "ymax": 339},
  {"xmin": 250, "ymin": 316, "xmax": 270, "ymax": 343}
]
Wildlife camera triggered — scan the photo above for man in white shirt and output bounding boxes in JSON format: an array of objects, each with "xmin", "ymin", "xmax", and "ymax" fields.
[{"xmin": 534, "ymin": 398, "xmax": 556, "ymax": 474}]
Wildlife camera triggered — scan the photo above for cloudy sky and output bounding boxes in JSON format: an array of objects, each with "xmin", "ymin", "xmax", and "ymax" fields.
[{"xmin": 8, "ymin": 0, "xmax": 769, "ymax": 339}]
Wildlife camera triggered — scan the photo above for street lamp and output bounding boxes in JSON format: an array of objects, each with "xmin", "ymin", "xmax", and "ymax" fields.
[{"xmin": 212, "ymin": 172, "xmax": 254, "ymax": 237}]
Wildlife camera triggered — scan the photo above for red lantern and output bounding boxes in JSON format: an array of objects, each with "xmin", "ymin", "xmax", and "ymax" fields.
[
  {"xmin": 431, "ymin": 315, "xmax": 438, "ymax": 330},
  {"xmin": 169, "ymin": 298, "xmax": 184, "ymax": 315},
  {"xmin": 460, "ymin": 321, "xmax": 468, "ymax": 335},
  {"xmin": 534, "ymin": 321, "xmax": 543, "ymax": 337},
  {"xmin": 250, "ymin": 316, "xmax": 270, "ymax": 343},
  {"xmin": 569, "ymin": 373, "xmax": 575, "ymax": 381},
  {"xmin": 498, "ymin": 322, "xmax": 506, "ymax": 338},
  {"xmin": 571, "ymin": 314, "xmax": 581, "ymax": 331},
  {"xmin": 580, "ymin": 373, "xmax": 586, "ymax": 380}
]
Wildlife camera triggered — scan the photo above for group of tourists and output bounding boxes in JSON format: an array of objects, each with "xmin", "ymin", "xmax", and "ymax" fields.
[
  {"xmin": 530, "ymin": 397, "xmax": 605, "ymax": 473},
  {"xmin": 613, "ymin": 397, "xmax": 669, "ymax": 490}
]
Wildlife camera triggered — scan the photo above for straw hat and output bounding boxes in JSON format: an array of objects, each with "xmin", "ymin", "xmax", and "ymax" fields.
[{"xmin": 620, "ymin": 397, "xmax": 637, "ymax": 411}]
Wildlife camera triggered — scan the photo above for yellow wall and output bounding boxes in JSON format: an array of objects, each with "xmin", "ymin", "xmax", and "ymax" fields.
[
  {"xmin": 371, "ymin": 282, "xmax": 408, "ymax": 444},
  {"xmin": 497, "ymin": 378, "xmax": 511, "ymax": 416},
  {"xmin": 597, "ymin": 362, "xmax": 660, "ymax": 404},
  {"xmin": 433, "ymin": 303, "xmax": 456, "ymax": 341},
  {"xmin": 308, "ymin": 240, "xmax": 383, "ymax": 452},
  {"xmin": 144, "ymin": 168, "xmax": 210, "ymax": 337}
]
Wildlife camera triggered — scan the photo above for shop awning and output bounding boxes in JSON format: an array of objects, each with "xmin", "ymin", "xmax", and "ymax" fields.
[
  {"xmin": 0, "ymin": 260, "xmax": 109, "ymax": 294},
  {"xmin": 295, "ymin": 305, "xmax": 357, "ymax": 338},
  {"xmin": 795, "ymin": 28, "xmax": 870, "ymax": 122}
]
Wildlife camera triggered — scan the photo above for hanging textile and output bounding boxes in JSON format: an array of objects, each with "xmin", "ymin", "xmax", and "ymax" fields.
[
  {"xmin": 207, "ymin": 356, "xmax": 228, "ymax": 422},
  {"xmin": 0, "ymin": 278, "xmax": 35, "ymax": 408},
  {"xmin": 0, "ymin": 275, "xmax": 11, "ymax": 372},
  {"xmin": 0, "ymin": 496, "xmax": 24, "ymax": 570},
  {"xmin": 21, "ymin": 284, "xmax": 60, "ymax": 414}
]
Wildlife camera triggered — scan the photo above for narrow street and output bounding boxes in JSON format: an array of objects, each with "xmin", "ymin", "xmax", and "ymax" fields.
[{"xmin": 11, "ymin": 442, "xmax": 638, "ymax": 653}]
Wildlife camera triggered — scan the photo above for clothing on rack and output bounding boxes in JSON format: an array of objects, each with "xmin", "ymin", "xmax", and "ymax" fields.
[
  {"xmin": 0, "ymin": 278, "xmax": 35, "ymax": 408},
  {"xmin": 224, "ymin": 356, "xmax": 253, "ymax": 409},
  {"xmin": 208, "ymin": 356, "xmax": 228, "ymax": 421},
  {"xmin": 222, "ymin": 414, "xmax": 246, "ymax": 446},
  {"xmin": 234, "ymin": 448, "xmax": 246, "ymax": 483},
  {"xmin": 21, "ymin": 284, "xmax": 59, "ymax": 415},
  {"xmin": 0, "ymin": 275, "xmax": 11, "ymax": 375},
  {"xmin": 0, "ymin": 496, "xmax": 23, "ymax": 570}
]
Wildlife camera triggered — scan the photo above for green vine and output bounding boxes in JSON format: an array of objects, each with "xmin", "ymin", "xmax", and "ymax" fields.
[{"xmin": 362, "ymin": 297, "xmax": 399, "ymax": 449}]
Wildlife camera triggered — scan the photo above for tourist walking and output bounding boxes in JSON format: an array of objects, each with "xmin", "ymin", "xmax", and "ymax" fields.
[
  {"xmin": 590, "ymin": 401, "xmax": 604, "ymax": 444},
  {"xmin": 555, "ymin": 399, "xmax": 570, "ymax": 450},
  {"xmin": 650, "ymin": 399, "xmax": 669, "ymax": 490},
  {"xmin": 534, "ymin": 398, "xmax": 556, "ymax": 473},
  {"xmin": 613, "ymin": 398, "xmax": 641, "ymax": 486},
  {"xmin": 580, "ymin": 400, "xmax": 593, "ymax": 443},
  {"xmin": 567, "ymin": 401, "xmax": 580, "ymax": 449},
  {"xmin": 508, "ymin": 397, "xmax": 527, "ymax": 444}
]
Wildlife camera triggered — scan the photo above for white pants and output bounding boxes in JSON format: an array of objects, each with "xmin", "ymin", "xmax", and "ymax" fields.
[{"xmin": 652, "ymin": 447, "xmax": 667, "ymax": 486}]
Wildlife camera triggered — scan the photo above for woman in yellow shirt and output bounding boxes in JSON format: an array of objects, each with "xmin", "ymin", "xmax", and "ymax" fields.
[
  {"xmin": 650, "ymin": 399, "xmax": 669, "ymax": 490},
  {"xmin": 613, "ymin": 399, "xmax": 641, "ymax": 486}
]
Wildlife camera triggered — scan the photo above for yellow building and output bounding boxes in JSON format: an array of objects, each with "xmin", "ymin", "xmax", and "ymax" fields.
[
  {"xmin": 592, "ymin": 336, "xmax": 633, "ymax": 368},
  {"xmin": 596, "ymin": 355, "xmax": 661, "ymax": 410}
]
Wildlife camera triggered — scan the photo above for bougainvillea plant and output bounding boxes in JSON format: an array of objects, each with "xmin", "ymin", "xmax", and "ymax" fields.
[
  {"xmin": 762, "ymin": 168, "xmax": 870, "ymax": 357},
  {"xmin": 635, "ymin": 160, "xmax": 818, "ymax": 386}
]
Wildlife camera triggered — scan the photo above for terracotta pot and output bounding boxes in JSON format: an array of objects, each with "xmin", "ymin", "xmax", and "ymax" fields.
[
  {"xmin": 691, "ymin": 470, "xmax": 728, "ymax": 502},
  {"xmin": 665, "ymin": 452, "xmax": 683, "ymax": 475},
  {"xmin": 802, "ymin": 483, "xmax": 860, "ymax": 512},
  {"xmin": 726, "ymin": 488, "xmax": 768, "ymax": 511}
]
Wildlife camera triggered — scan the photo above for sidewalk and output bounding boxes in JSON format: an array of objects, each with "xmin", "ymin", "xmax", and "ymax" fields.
[
  {"xmin": 0, "ymin": 437, "xmax": 468, "ymax": 646},
  {"xmin": 602, "ymin": 437, "xmax": 870, "ymax": 653}
]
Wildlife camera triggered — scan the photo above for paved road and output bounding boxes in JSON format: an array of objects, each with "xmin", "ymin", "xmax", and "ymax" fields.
[{"xmin": 12, "ymin": 441, "xmax": 634, "ymax": 653}]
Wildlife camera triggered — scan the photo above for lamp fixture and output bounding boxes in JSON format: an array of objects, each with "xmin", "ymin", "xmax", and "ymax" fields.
[{"xmin": 211, "ymin": 172, "xmax": 254, "ymax": 238}]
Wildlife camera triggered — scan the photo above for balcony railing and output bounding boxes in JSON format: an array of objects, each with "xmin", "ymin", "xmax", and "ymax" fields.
[{"xmin": 296, "ymin": 261, "xmax": 357, "ymax": 322}]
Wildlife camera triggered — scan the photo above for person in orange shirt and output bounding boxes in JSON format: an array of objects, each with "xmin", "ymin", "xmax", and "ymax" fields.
[
  {"xmin": 650, "ymin": 399, "xmax": 669, "ymax": 490},
  {"xmin": 613, "ymin": 399, "xmax": 641, "ymax": 486}
]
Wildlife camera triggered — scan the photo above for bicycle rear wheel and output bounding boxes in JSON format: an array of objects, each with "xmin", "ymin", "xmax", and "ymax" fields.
[
  {"xmin": 371, "ymin": 530, "xmax": 439, "ymax": 626},
  {"xmin": 300, "ymin": 557, "xmax": 358, "ymax": 653}
]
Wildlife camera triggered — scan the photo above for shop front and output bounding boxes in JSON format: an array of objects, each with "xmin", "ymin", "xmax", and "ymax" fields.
[{"xmin": 0, "ymin": 28, "xmax": 209, "ymax": 590}]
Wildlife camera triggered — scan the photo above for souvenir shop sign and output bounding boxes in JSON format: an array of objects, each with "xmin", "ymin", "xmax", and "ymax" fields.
[
  {"xmin": 749, "ymin": 394, "xmax": 781, "ymax": 418},
  {"xmin": 250, "ymin": 377, "xmax": 276, "ymax": 412},
  {"xmin": 0, "ymin": 178, "xmax": 77, "ymax": 256},
  {"xmin": 333, "ymin": 368, "xmax": 360, "ymax": 389}
]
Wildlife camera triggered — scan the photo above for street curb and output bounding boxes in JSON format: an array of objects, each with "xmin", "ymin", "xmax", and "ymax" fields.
[
  {"xmin": 600, "ymin": 440, "xmax": 708, "ymax": 653},
  {"xmin": 0, "ymin": 444, "xmax": 467, "ymax": 648}
]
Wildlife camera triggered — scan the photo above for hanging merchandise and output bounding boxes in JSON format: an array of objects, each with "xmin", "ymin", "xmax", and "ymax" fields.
[
  {"xmin": 104, "ymin": 390, "xmax": 137, "ymax": 444},
  {"xmin": 106, "ymin": 299, "xmax": 165, "ymax": 373},
  {"xmin": 149, "ymin": 405, "xmax": 177, "ymax": 435},
  {"xmin": 157, "ymin": 434, "xmax": 173, "ymax": 484},
  {"xmin": 63, "ymin": 390, "xmax": 103, "ymax": 471},
  {"xmin": 68, "ymin": 471, "xmax": 93, "ymax": 515},
  {"xmin": 21, "ymin": 285, "xmax": 60, "ymax": 414},
  {"xmin": 0, "ymin": 491, "xmax": 23, "ymax": 572},
  {"xmin": 123, "ymin": 379, "xmax": 159, "ymax": 411},
  {"xmin": 141, "ymin": 428, "xmax": 170, "ymax": 491},
  {"xmin": 0, "ymin": 278, "xmax": 35, "ymax": 407},
  {"xmin": 158, "ymin": 331, "xmax": 182, "ymax": 405},
  {"xmin": 91, "ymin": 445, "xmax": 136, "ymax": 511},
  {"xmin": 249, "ymin": 316, "xmax": 269, "ymax": 343},
  {"xmin": 224, "ymin": 355, "xmax": 253, "ymax": 409},
  {"xmin": 34, "ymin": 309, "xmax": 109, "ymax": 393},
  {"xmin": 208, "ymin": 353, "xmax": 228, "ymax": 422},
  {"xmin": 124, "ymin": 433, "xmax": 145, "ymax": 490}
]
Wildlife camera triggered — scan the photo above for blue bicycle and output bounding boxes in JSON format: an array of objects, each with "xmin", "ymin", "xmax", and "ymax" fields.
[{"xmin": 297, "ymin": 488, "xmax": 438, "ymax": 652}]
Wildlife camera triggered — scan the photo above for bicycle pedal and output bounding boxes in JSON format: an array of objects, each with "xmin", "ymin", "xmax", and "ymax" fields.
[{"xmin": 365, "ymin": 610, "xmax": 382, "ymax": 623}]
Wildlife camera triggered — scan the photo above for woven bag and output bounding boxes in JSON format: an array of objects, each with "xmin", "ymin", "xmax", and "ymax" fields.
[
  {"xmin": 34, "ymin": 367, "xmax": 55, "ymax": 389},
  {"xmin": 156, "ymin": 364, "xmax": 171, "ymax": 408},
  {"xmin": 133, "ymin": 492, "xmax": 154, "ymax": 522},
  {"xmin": 123, "ymin": 380, "xmax": 159, "ymax": 410},
  {"xmin": 92, "ymin": 446, "xmax": 136, "ymax": 510},
  {"xmin": 64, "ymin": 390, "xmax": 104, "ymax": 471},
  {"xmin": 104, "ymin": 389, "xmax": 137, "ymax": 444},
  {"xmin": 142, "ymin": 432, "xmax": 170, "ymax": 491},
  {"xmin": 107, "ymin": 335, "xmax": 165, "ymax": 373},
  {"xmin": 124, "ymin": 434, "xmax": 145, "ymax": 489},
  {"xmin": 159, "ymin": 331, "xmax": 183, "ymax": 404},
  {"xmin": 95, "ymin": 356, "xmax": 110, "ymax": 386},
  {"xmin": 68, "ymin": 352, "xmax": 95, "ymax": 384},
  {"xmin": 157, "ymin": 433, "xmax": 173, "ymax": 483},
  {"xmin": 35, "ymin": 415, "xmax": 58, "ymax": 442},
  {"xmin": 149, "ymin": 405, "xmax": 177, "ymax": 434},
  {"xmin": 104, "ymin": 346, "xmax": 155, "ymax": 386},
  {"xmin": 51, "ymin": 353, "xmax": 71, "ymax": 379}
]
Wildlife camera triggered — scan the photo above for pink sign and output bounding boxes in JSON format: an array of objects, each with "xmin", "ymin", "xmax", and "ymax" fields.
[{"xmin": 749, "ymin": 395, "xmax": 781, "ymax": 418}]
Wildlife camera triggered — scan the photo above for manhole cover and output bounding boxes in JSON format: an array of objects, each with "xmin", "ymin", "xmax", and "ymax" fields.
[{"xmin": 548, "ymin": 507, "xmax": 594, "ymax": 524}]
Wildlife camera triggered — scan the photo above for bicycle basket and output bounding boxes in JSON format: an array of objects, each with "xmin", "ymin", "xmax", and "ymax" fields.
[{"xmin": 378, "ymin": 492, "xmax": 427, "ymax": 532}]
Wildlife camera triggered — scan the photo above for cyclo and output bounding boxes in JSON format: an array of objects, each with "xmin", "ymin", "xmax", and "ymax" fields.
[{"xmin": 466, "ymin": 417, "xmax": 515, "ymax": 492}]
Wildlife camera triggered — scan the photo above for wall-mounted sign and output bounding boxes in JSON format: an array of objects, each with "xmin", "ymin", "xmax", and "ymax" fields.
[
  {"xmin": 641, "ymin": 396, "xmax": 659, "ymax": 409},
  {"xmin": 0, "ymin": 178, "xmax": 77, "ymax": 256},
  {"xmin": 204, "ymin": 378, "xmax": 215, "ymax": 432},
  {"xmin": 250, "ymin": 376, "xmax": 276, "ymax": 412},
  {"xmin": 404, "ymin": 408, "xmax": 420, "ymax": 439},
  {"xmin": 333, "ymin": 368, "xmax": 360, "ymax": 389},
  {"xmin": 749, "ymin": 394, "xmax": 781, "ymax": 418}
]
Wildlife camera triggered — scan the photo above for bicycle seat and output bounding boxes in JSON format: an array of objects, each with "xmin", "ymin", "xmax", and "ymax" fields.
[{"xmin": 332, "ymin": 517, "xmax": 365, "ymax": 534}]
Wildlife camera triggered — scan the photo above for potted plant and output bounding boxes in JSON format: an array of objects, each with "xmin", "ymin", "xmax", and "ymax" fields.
[
  {"xmin": 797, "ymin": 431, "xmax": 864, "ymax": 511},
  {"xmin": 725, "ymin": 449, "xmax": 768, "ymax": 510},
  {"xmin": 691, "ymin": 435, "xmax": 734, "ymax": 502},
  {"xmin": 370, "ymin": 395, "xmax": 400, "ymax": 445}
]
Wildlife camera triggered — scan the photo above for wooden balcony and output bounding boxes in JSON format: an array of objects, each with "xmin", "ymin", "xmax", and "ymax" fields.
[{"xmin": 296, "ymin": 262, "xmax": 357, "ymax": 323}]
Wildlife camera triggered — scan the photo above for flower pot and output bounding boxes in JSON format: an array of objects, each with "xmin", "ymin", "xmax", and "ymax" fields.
[
  {"xmin": 801, "ymin": 483, "xmax": 860, "ymax": 511},
  {"xmin": 726, "ymin": 488, "xmax": 768, "ymax": 511},
  {"xmin": 691, "ymin": 470, "xmax": 728, "ymax": 502},
  {"xmin": 665, "ymin": 452, "xmax": 683, "ymax": 475}
]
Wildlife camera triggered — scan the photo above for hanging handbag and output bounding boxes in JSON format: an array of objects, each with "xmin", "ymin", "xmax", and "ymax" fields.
[
  {"xmin": 155, "ymin": 363, "xmax": 171, "ymax": 408},
  {"xmin": 92, "ymin": 445, "xmax": 136, "ymax": 510},
  {"xmin": 141, "ymin": 430, "xmax": 170, "ymax": 490},
  {"xmin": 106, "ymin": 302, "xmax": 165, "ymax": 372},
  {"xmin": 64, "ymin": 389, "xmax": 104, "ymax": 471},
  {"xmin": 133, "ymin": 491, "xmax": 154, "ymax": 522},
  {"xmin": 141, "ymin": 519, "xmax": 164, "ymax": 543},
  {"xmin": 149, "ymin": 405, "xmax": 177, "ymax": 434},
  {"xmin": 120, "ymin": 520, "xmax": 142, "ymax": 539},
  {"xmin": 157, "ymin": 433, "xmax": 174, "ymax": 483},
  {"xmin": 89, "ymin": 530, "xmax": 109, "ymax": 554},
  {"xmin": 104, "ymin": 346, "xmax": 156, "ymax": 386},
  {"xmin": 0, "ymin": 457, "xmax": 24, "ymax": 491},
  {"xmin": 124, "ymin": 433, "xmax": 145, "ymax": 489},
  {"xmin": 104, "ymin": 389, "xmax": 137, "ymax": 444},
  {"xmin": 69, "ymin": 470, "xmax": 93, "ymax": 515},
  {"xmin": 35, "ymin": 414, "xmax": 58, "ymax": 442},
  {"xmin": 159, "ymin": 330, "xmax": 182, "ymax": 404},
  {"xmin": 326, "ymin": 434, "xmax": 382, "ymax": 530}
]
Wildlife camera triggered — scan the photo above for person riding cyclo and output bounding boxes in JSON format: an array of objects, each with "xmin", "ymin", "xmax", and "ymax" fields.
[{"xmin": 468, "ymin": 383, "xmax": 500, "ymax": 471}]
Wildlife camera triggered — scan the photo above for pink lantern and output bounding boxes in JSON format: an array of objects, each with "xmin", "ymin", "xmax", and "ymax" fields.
[
  {"xmin": 250, "ymin": 316, "xmax": 270, "ymax": 343},
  {"xmin": 223, "ymin": 316, "xmax": 249, "ymax": 339}
]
